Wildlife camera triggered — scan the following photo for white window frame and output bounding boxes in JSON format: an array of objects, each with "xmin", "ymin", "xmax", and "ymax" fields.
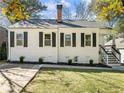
[
  {"xmin": 65, "ymin": 34, "xmax": 72, "ymax": 47},
  {"xmin": 85, "ymin": 34, "xmax": 91, "ymax": 47},
  {"xmin": 16, "ymin": 33, "xmax": 24, "ymax": 46}
]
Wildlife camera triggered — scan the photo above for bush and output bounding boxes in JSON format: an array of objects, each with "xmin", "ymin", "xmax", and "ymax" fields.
[
  {"xmin": 89, "ymin": 59, "xmax": 93, "ymax": 65},
  {"xmin": 20, "ymin": 56, "xmax": 25, "ymax": 63},
  {"xmin": 68, "ymin": 59, "xmax": 72, "ymax": 65},
  {"xmin": 0, "ymin": 42, "xmax": 7, "ymax": 60},
  {"xmin": 39, "ymin": 57, "xmax": 43, "ymax": 63}
]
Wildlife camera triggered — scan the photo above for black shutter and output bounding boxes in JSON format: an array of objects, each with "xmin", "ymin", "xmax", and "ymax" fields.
[
  {"xmin": 39, "ymin": 32, "xmax": 43, "ymax": 47},
  {"xmin": 24, "ymin": 32, "xmax": 28, "ymax": 47},
  {"xmin": 122, "ymin": 0, "xmax": 124, "ymax": 6},
  {"xmin": 10, "ymin": 32, "xmax": 15, "ymax": 47},
  {"xmin": 52, "ymin": 32, "xmax": 56, "ymax": 47},
  {"xmin": 72, "ymin": 33, "xmax": 76, "ymax": 47},
  {"xmin": 93, "ymin": 33, "xmax": 97, "ymax": 47},
  {"xmin": 60, "ymin": 33, "xmax": 64, "ymax": 47},
  {"xmin": 81, "ymin": 33, "xmax": 84, "ymax": 47}
]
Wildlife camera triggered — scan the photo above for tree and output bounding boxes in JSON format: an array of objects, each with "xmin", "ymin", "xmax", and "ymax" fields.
[
  {"xmin": 94, "ymin": 0, "xmax": 124, "ymax": 27},
  {"xmin": 1, "ymin": 0, "xmax": 47, "ymax": 23},
  {"xmin": 54, "ymin": 0, "xmax": 93, "ymax": 20},
  {"xmin": 94, "ymin": 0, "xmax": 124, "ymax": 45},
  {"xmin": 21, "ymin": 0, "xmax": 47, "ymax": 18},
  {"xmin": 74, "ymin": 0, "xmax": 92, "ymax": 20},
  {"xmin": 114, "ymin": 18, "xmax": 124, "ymax": 33}
]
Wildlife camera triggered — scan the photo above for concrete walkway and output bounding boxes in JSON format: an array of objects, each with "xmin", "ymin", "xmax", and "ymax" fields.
[
  {"xmin": 0, "ymin": 63, "xmax": 42, "ymax": 93},
  {"xmin": 108, "ymin": 64, "xmax": 124, "ymax": 71}
]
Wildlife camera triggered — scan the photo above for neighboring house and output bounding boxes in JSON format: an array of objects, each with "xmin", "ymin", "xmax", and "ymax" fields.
[
  {"xmin": 0, "ymin": 26, "xmax": 7, "ymax": 47},
  {"xmin": 0, "ymin": 16, "xmax": 11, "ymax": 47},
  {"xmin": 7, "ymin": 5, "xmax": 110, "ymax": 64},
  {"xmin": 105, "ymin": 34, "xmax": 124, "ymax": 48}
]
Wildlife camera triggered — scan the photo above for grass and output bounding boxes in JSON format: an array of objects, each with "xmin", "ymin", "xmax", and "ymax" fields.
[
  {"xmin": 0, "ymin": 61, "xmax": 7, "ymax": 65},
  {"xmin": 22, "ymin": 68, "xmax": 124, "ymax": 93}
]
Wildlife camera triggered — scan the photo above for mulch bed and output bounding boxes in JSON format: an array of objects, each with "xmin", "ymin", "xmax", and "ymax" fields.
[{"xmin": 9, "ymin": 61, "xmax": 111, "ymax": 68}]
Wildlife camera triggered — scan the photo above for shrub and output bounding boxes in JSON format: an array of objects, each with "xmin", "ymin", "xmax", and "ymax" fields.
[
  {"xmin": 0, "ymin": 42, "xmax": 7, "ymax": 60},
  {"xmin": 39, "ymin": 57, "xmax": 43, "ymax": 63},
  {"xmin": 89, "ymin": 59, "xmax": 93, "ymax": 65},
  {"xmin": 68, "ymin": 59, "xmax": 72, "ymax": 65},
  {"xmin": 20, "ymin": 56, "xmax": 25, "ymax": 63}
]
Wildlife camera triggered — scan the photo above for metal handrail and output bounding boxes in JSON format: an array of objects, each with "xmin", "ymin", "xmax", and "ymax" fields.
[
  {"xmin": 99, "ymin": 45, "xmax": 109, "ymax": 55},
  {"xmin": 99, "ymin": 45, "xmax": 109, "ymax": 64},
  {"xmin": 100, "ymin": 45, "xmax": 121, "ymax": 64},
  {"xmin": 112, "ymin": 46, "xmax": 121, "ymax": 55},
  {"xmin": 111, "ymin": 46, "xmax": 121, "ymax": 63}
]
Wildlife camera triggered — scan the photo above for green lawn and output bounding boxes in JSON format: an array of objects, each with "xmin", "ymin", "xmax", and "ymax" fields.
[
  {"xmin": 0, "ymin": 61, "xmax": 7, "ymax": 65},
  {"xmin": 22, "ymin": 68, "xmax": 124, "ymax": 93}
]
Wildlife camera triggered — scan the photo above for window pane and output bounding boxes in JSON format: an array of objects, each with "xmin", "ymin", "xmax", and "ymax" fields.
[
  {"xmin": 16, "ymin": 34, "xmax": 23, "ymax": 46},
  {"xmin": 45, "ymin": 34, "xmax": 51, "ymax": 46},
  {"xmin": 86, "ymin": 35, "xmax": 91, "ymax": 46},
  {"xmin": 17, "ymin": 34, "xmax": 23, "ymax": 40},
  {"xmin": 65, "ymin": 34, "xmax": 71, "ymax": 46},
  {"xmin": 17, "ymin": 40, "xmax": 23, "ymax": 46}
]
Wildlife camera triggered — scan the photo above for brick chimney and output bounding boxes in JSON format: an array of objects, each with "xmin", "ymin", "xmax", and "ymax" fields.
[{"xmin": 57, "ymin": 5, "xmax": 63, "ymax": 23}]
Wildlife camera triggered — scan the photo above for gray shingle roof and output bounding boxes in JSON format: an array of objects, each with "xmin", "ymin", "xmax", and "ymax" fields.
[
  {"xmin": 0, "ymin": 26, "xmax": 7, "ymax": 31},
  {"xmin": 9, "ymin": 19, "xmax": 107, "ymax": 29}
]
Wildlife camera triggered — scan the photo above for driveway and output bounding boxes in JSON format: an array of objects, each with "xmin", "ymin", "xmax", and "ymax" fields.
[{"xmin": 0, "ymin": 63, "xmax": 42, "ymax": 93}]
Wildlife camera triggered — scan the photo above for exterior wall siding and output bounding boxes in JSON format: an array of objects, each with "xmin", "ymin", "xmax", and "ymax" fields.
[{"xmin": 8, "ymin": 28, "xmax": 108, "ymax": 63}]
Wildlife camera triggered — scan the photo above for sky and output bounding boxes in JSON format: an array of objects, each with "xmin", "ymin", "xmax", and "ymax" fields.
[
  {"xmin": 0, "ymin": 0, "xmax": 91, "ymax": 19},
  {"xmin": 0, "ymin": 0, "xmax": 91, "ymax": 27},
  {"xmin": 39, "ymin": 0, "xmax": 91, "ymax": 19}
]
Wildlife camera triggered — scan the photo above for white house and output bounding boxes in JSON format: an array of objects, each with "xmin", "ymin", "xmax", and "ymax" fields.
[{"xmin": 7, "ymin": 5, "xmax": 111, "ymax": 64}]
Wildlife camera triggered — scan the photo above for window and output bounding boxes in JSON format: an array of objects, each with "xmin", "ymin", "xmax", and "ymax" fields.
[
  {"xmin": 16, "ymin": 33, "xmax": 23, "ymax": 46},
  {"xmin": 10, "ymin": 32, "xmax": 15, "ymax": 47},
  {"xmin": 45, "ymin": 34, "xmax": 51, "ymax": 46},
  {"xmin": 60, "ymin": 33, "xmax": 64, "ymax": 47},
  {"xmin": 65, "ymin": 34, "xmax": 71, "ymax": 46},
  {"xmin": 85, "ymin": 35, "xmax": 91, "ymax": 46}
]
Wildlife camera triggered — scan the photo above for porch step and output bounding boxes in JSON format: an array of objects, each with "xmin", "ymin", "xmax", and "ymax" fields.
[{"xmin": 108, "ymin": 53, "xmax": 119, "ymax": 64}]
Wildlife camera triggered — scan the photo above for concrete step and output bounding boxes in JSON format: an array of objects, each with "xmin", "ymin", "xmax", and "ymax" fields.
[
  {"xmin": 108, "ymin": 62, "xmax": 119, "ymax": 64},
  {"xmin": 108, "ymin": 61, "xmax": 119, "ymax": 64},
  {"xmin": 108, "ymin": 58, "xmax": 117, "ymax": 60}
]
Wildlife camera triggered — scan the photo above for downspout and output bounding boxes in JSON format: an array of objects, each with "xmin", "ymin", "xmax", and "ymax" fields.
[
  {"xmin": 57, "ymin": 25, "xmax": 59, "ymax": 63},
  {"xmin": 112, "ymin": 31, "xmax": 116, "ymax": 47}
]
